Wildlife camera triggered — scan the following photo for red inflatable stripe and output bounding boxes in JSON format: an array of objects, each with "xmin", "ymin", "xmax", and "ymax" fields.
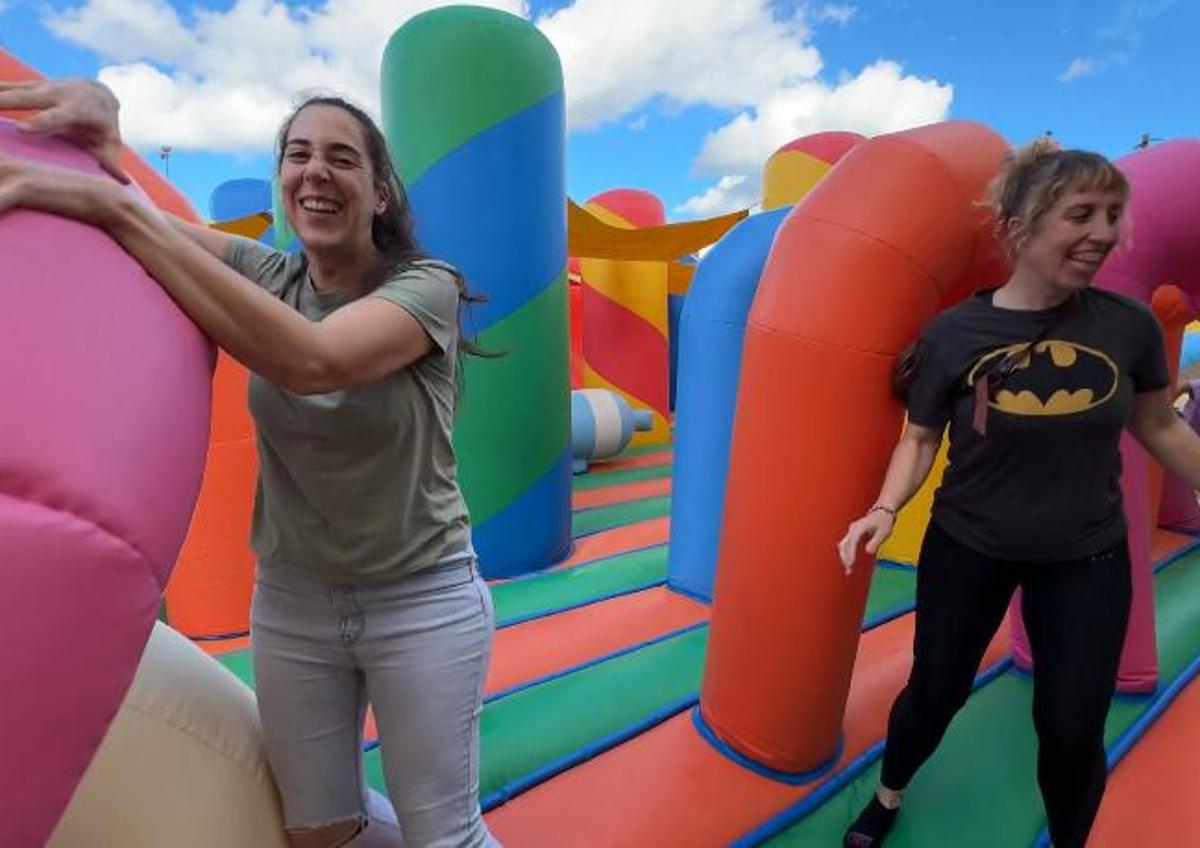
[
  {"xmin": 775, "ymin": 131, "xmax": 864, "ymax": 164},
  {"xmin": 580, "ymin": 285, "xmax": 669, "ymax": 416}
]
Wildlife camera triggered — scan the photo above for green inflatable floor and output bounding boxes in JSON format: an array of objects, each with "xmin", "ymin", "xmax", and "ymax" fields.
[
  {"xmin": 572, "ymin": 461, "xmax": 672, "ymax": 492},
  {"xmin": 490, "ymin": 545, "xmax": 670, "ymax": 624},
  {"xmin": 571, "ymin": 495, "xmax": 671, "ymax": 537}
]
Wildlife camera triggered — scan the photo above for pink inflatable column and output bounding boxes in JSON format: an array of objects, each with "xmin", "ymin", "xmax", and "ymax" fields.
[
  {"xmin": 1010, "ymin": 140, "xmax": 1200, "ymax": 693},
  {"xmin": 0, "ymin": 122, "xmax": 212, "ymax": 845}
]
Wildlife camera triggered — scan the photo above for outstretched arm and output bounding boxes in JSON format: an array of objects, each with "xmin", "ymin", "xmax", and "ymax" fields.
[
  {"xmin": 0, "ymin": 78, "xmax": 239, "ymax": 260},
  {"xmin": 1129, "ymin": 389, "xmax": 1200, "ymax": 489},
  {"xmin": 0, "ymin": 78, "xmax": 129, "ymax": 182},
  {"xmin": 0, "ymin": 156, "xmax": 431, "ymax": 394}
]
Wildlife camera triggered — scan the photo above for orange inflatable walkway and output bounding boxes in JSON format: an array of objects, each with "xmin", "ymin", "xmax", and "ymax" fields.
[
  {"xmin": 486, "ymin": 586, "xmax": 707, "ymax": 695},
  {"xmin": 554, "ymin": 516, "xmax": 671, "ymax": 569},
  {"xmin": 590, "ymin": 449, "xmax": 673, "ymax": 473},
  {"xmin": 1091, "ymin": 670, "xmax": 1200, "ymax": 845},
  {"xmin": 488, "ymin": 460, "xmax": 700, "ymax": 696},
  {"xmin": 485, "ymin": 615, "xmax": 1011, "ymax": 845},
  {"xmin": 573, "ymin": 478, "xmax": 672, "ymax": 510}
]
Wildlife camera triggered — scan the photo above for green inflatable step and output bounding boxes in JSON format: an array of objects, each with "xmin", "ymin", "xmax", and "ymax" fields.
[
  {"xmin": 572, "ymin": 495, "xmax": 672, "ymax": 537},
  {"xmin": 572, "ymin": 461, "xmax": 673, "ymax": 492},
  {"xmin": 489, "ymin": 545, "xmax": 669, "ymax": 625},
  {"xmin": 620, "ymin": 444, "xmax": 674, "ymax": 458}
]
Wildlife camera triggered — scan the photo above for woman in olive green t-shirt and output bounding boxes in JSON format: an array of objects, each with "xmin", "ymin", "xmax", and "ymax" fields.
[{"xmin": 0, "ymin": 79, "xmax": 498, "ymax": 848}]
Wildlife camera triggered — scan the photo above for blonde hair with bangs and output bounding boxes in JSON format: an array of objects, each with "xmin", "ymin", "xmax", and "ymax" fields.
[{"xmin": 986, "ymin": 138, "xmax": 1129, "ymax": 257}]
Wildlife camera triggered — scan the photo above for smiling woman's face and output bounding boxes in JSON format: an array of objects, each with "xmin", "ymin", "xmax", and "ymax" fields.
[
  {"xmin": 278, "ymin": 104, "xmax": 386, "ymax": 258},
  {"xmin": 1014, "ymin": 184, "xmax": 1126, "ymax": 295}
]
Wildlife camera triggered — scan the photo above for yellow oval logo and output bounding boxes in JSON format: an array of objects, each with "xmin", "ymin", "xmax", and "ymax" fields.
[{"xmin": 965, "ymin": 340, "xmax": 1118, "ymax": 416}]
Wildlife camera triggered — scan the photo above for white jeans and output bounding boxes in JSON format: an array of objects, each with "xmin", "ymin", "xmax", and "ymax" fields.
[{"xmin": 251, "ymin": 556, "xmax": 497, "ymax": 847}]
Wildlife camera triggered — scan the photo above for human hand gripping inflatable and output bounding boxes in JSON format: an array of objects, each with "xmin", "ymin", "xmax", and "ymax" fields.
[
  {"xmin": 0, "ymin": 78, "xmax": 129, "ymax": 183},
  {"xmin": 0, "ymin": 77, "xmax": 133, "ymax": 220}
]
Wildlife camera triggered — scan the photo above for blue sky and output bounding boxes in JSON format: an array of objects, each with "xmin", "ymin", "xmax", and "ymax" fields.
[{"xmin": 0, "ymin": 0, "xmax": 1196, "ymax": 220}]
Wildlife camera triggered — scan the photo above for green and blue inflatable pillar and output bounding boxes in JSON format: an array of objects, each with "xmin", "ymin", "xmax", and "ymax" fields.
[{"xmin": 382, "ymin": 6, "xmax": 571, "ymax": 577}]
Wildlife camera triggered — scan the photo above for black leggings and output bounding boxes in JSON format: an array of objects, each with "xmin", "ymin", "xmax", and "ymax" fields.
[{"xmin": 880, "ymin": 521, "xmax": 1132, "ymax": 848}]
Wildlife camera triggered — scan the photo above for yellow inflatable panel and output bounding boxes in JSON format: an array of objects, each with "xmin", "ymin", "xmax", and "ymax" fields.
[
  {"xmin": 568, "ymin": 199, "xmax": 745, "ymax": 261},
  {"xmin": 211, "ymin": 211, "xmax": 273, "ymax": 240},
  {"xmin": 878, "ymin": 428, "xmax": 950, "ymax": 566},
  {"xmin": 762, "ymin": 150, "xmax": 830, "ymax": 211}
]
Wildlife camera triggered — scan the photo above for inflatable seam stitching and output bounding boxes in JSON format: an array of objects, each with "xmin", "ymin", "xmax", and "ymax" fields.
[
  {"xmin": 0, "ymin": 490, "xmax": 158, "ymax": 584},
  {"xmin": 118, "ymin": 700, "xmax": 272, "ymax": 782},
  {"xmin": 748, "ymin": 321, "xmax": 910, "ymax": 359}
]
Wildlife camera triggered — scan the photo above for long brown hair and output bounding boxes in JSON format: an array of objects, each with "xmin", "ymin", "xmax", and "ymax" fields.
[{"xmin": 276, "ymin": 95, "xmax": 493, "ymax": 359}]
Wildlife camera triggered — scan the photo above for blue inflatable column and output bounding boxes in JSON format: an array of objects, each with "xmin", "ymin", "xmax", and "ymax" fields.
[{"xmin": 667, "ymin": 207, "xmax": 791, "ymax": 600}]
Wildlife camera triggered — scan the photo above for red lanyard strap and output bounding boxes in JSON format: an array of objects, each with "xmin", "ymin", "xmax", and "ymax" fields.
[{"xmin": 972, "ymin": 295, "xmax": 1076, "ymax": 436}]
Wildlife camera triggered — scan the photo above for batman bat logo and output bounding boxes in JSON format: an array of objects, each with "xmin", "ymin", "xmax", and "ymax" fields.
[{"xmin": 965, "ymin": 340, "xmax": 1118, "ymax": 416}]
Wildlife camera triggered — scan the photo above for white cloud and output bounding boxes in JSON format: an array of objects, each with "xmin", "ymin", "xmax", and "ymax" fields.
[
  {"xmin": 45, "ymin": 0, "xmax": 526, "ymax": 152},
  {"xmin": 97, "ymin": 62, "xmax": 291, "ymax": 151},
  {"xmin": 675, "ymin": 174, "xmax": 758, "ymax": 217},
  {"xmin": 47, "ymin": 0, "xmax": 193, "ymax": 64},
  {"xmin": 58, "ymin": 0, "xmax": 824, "ymax": 147},
  {"xmin": 537, "ymin": 0, "xmax": 822, "ymax": 130},
  {"xmin": 1058, "ymin": 57, "xmax": 1096, "ymax": 82},
  {"xmin": 680, "ymin": 60, "xmax": 952, "ymax": 215},
  {"xmin": 42, "ymin": 0, "xmax": 951, "ymax": 219},
  {"xmin": 811, "ymin": 4, "xmax": 855, "ymax": 24},
  {"xmin": 533, "ymin": 0, "xmax": 948, "ymax": 216}
]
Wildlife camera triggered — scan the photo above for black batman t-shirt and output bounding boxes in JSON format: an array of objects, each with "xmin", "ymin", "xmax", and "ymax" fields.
[{"xmin": 906, "ymin": 287, "xmax": 1168, "ymax": 562}]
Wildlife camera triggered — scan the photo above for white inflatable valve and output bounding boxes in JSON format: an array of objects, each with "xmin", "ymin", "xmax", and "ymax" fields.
[{"xmin": 571, "ymin": 388, "xmax": 654, "ymax": 474}]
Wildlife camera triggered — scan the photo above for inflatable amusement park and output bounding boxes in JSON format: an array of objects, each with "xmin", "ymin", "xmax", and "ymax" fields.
[{"xmin": 2, "ymin": 4, "xmax": 1200, "ymax": 847}]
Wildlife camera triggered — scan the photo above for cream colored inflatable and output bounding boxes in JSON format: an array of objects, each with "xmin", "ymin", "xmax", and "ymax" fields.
[{"xmin": 48, "ymin": 622, "xmax": 288, "ymax": 847}]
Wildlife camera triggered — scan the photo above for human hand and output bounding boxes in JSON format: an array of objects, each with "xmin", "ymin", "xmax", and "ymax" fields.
[
  {"xmin": 836, "ymin": 508, "xmax": 896, "ymax": 575},
  {"xmin": 0, "ymin": 150, "xmax": 120, "ymax": 226},
  {"xmin": 0, "ymin": 79, "xmax": 129, "ymax": 184}
]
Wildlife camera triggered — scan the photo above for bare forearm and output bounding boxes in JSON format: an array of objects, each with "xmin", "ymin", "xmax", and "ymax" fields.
[
  {"xmin": 1138, "ymin": 416, "xmax": 1200, "ymax": 491},
  {"xmin": 106, "ymin": 191, "xmax": 318, "ymax": 388},
  {"xmin": 874, "ymin": 431, "xmax": 940, "ymax": 511}
]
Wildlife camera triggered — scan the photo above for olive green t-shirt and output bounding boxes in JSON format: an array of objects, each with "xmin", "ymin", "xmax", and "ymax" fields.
[{"xmin": 224, "ymin": 238, "xmax": 472, "ymax": 582}]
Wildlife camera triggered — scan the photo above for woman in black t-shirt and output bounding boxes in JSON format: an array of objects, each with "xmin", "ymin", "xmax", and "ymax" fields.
[{"xmin": 837, "ymin": 140, "xmax": 1200, "ymax": 848}]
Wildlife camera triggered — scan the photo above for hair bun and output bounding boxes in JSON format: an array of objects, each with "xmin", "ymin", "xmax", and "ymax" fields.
[{"xmin": 1003, "ymin": 136, "xmax": 1061, "ymax": 172}]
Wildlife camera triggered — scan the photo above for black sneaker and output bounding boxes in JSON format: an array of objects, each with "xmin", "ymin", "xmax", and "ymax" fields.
[{"xmin": 843, "ymin": 796, "xmax": 899, "ymax": 847}]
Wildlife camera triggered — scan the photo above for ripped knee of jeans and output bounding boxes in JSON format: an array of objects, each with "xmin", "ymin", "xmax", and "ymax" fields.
[{"xmin": 286, "ymin": 814, "xmax": 367, "ymax": 848}]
